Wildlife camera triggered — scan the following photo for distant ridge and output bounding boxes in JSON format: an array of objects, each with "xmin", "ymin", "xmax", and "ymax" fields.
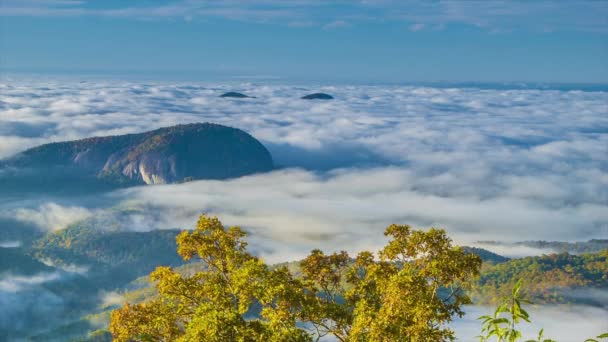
[
  {"xmin": 301, "ymin": 93, "xmax": 334, "ymax": 100},
  {"xmin": 220, "ymin": 92, "xmax": 255, "ymax": 98}
]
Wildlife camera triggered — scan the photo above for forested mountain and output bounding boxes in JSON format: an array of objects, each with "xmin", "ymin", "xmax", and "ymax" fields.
[
  {"xmin": 0, "ymin": 213, "xmax": 185, "ymax": 340},
  {"xmin": 32, "ymin": 212, "xmax": 184, "ymax": 288},
  {"xmin": 471, "ymin": 250, "xmax": 608, "ymax": 305},
  {"xmin": 462, "ymin": 246, "xmax": 510, "ymax": 264},
  {"xmin": 0, "ymin": 123, "xmax": 274, "ymax": 193}
]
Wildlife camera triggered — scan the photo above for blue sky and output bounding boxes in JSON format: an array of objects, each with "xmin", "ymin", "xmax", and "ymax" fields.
[{"xmin": 1, "ymin": 0, "xmax": 607, "ymax": 83}]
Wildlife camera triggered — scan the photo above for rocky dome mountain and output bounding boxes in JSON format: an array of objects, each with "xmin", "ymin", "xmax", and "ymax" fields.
[
  {"xmin": 2, "ymin": 123, "xmax": 274, "ymax": 185},
  {"xmin": 301, "ymin": 93, "xmax": 334, "ymax": 100}
]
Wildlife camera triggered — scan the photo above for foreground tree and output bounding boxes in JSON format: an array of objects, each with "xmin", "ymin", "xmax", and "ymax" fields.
[
  {"xmin": 299, "ymin": 224, "xmax": 482, "ymax": 341},
  {"xmin": 110, "ymin": 215, "xmax": 309, "ymax": 342},
  {"xmin": 110, "ymin": 215, "xmax": 482, "ymax": 341}
]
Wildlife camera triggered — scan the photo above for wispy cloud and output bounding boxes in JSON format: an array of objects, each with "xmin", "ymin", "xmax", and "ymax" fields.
[
  {"xmin": 0, "ymin": 0, "xmax": 606, "ymax": 32},
  {"xmin": 12, "ymin": 203, "xmax": 93, "ymax": 231},
  {"xmin": 323, "ymin": 20, "xmax": 351, "ymax": 30},
  {"xmin": 0, "ymin": 240, "xmax": 21, "ymax": 248},
  {"xmin": 288, "ymin": 20, "xmax": 317, "ymax": 28},
  {"xmin": 409, "ymin": 23, "xmax": 425, "ymax": 31},
  {"xmin": 0, "ymin": 272, "xmax": 62, "ymax": 292}
]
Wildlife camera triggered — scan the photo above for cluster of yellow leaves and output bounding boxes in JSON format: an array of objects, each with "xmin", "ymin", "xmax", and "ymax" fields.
[
  {"xmin": 110, "ymin": 216, "xmax": 308, "ymax": 342},
  {"xmin": 110, "ymin": 215, "xmax": 481, "ymax": 342},
  {"xmin": 299, "ymin": 224, "xmax": 482, "ymax": 341}
]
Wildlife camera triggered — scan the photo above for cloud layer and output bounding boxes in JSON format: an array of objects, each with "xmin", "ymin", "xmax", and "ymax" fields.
[
  {"xmin": 1, "ymin": 78, "xmax": 606, "ymax": 262},
  {"xmin": 108, "ymin": 167, "xmax": 607, "ymax": 263}
]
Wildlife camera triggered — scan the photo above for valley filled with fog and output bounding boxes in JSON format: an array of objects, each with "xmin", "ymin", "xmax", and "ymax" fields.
[
  {"xmin": 1, "ymin": 78, "xmax": 607, "ymax": 340},
  {"xmin": 1, "ymin": 78, "xmax": 606, "ymax": 248}
]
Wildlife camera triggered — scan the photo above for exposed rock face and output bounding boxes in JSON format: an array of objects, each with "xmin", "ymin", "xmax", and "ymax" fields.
[
  {"xmin": 220, "ymin": 92, "xmax": 254, "ymax": 98},
  {"xmin": 4, "ymin": 123, "xmax": 274, "ymax": 185},
  {"xmin": 301, "ymin": 93, "xmax": 334, "ymax": 100}
]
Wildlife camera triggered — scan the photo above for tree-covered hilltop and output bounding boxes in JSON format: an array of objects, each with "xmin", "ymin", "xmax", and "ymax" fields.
[
  {"xmin": 471, "ymin": 250, "xmax": 608, "ymax": 305},
  {"xmin": 32, "ymin": 212, "xmax": 184, "ymax": 288},
  {"xmin": 462, "ymin": 246, "xmax": 510, "ymax": 264},
  {"xmin": 0, "ymin": 123, "xmax": 274, "ymax": 191}
]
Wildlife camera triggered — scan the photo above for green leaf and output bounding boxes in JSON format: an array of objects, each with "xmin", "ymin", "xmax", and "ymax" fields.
[
  {"xmin": 512, "ymin": 279, "xmax": 523, "ymax": 296},
  {"xmin": 492, "ymin": 318, "xmax": 510, "ymax": 325},
  {"xmin": 496, "ymin": 303, "xmax": 509, "ymax": 314}
]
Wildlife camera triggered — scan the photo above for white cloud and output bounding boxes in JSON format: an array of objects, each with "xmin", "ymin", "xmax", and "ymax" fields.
[
  {"xmin": 38, "ymin": 258, "xmax": 89, "ymax": 274},
  {"xmin": 409, "ymin": 23, "xmax": 425, "ymax": 31},
  {"xmin": 0, "ymin": 272, "xmax": 62, "ymax": 292},
  {"xmin": 106, "ymin": 166, "xmax": 607, "ymax": 263},
  {"xmin": 99, "ymin": 290, "xmax": 125, "ymax": 309},
  {"xmin": 288, "ymin": 20, "xmax": 316, "ymax": 28},
  {"xmin": 472, "ymin": 243, "xmax": 557, "ymax": 258},
  {"xmin": 0, "ymin": 240, "xmax": 21, "ymax": 248},
  {"xmin": 12, "ymin": 203, "xmax": 93, "ymax": 231},
  {"xmin": 323, "ymin": 20, "xmax": 351, "ymax": 30},
  {"xmin": 48, "ymin": 98, "xmax": 87, "ymax": 113}
]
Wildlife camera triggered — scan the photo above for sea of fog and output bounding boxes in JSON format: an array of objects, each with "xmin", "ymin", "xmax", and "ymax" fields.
[
  {"xmin": 1, "ymin": 78, "xmax": 606, "ymax": 257},
  {"xmin": 0, "ymin": 78, "xmax": 606, "ymax": 338}
]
